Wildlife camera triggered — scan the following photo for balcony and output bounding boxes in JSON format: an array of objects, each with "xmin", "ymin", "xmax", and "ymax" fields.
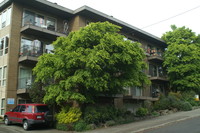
[
  {"xmin": 21, "ymin": 24, "xmax": 66, "ymax": 41},
  {"xmin": 19, "ymin": 45, "xmax": 42, "ymax": 64},
  {"xmin": 149, "ymin": 72, "xmax": 168, "ymax": 81},
  {"xmin": 17, "ymin": 77, "xmax": 32, "ymax": 94},
  {"xmin": 149, "ymin": 73, "xmax": 168, "ymax": 81},
  {"xmin": 146, "ymin": 49, "xmax": 164, "ymax": 62}
]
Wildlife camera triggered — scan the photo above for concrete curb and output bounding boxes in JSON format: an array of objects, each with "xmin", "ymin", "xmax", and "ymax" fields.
[{"xmin": 132, "ymin": 115, "xmax": 199, "ymax": 133}]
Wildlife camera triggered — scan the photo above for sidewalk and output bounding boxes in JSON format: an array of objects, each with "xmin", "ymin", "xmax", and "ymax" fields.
[{"xmin": 83, "ymin": 108, "xmax": 200, "ymax": 133}]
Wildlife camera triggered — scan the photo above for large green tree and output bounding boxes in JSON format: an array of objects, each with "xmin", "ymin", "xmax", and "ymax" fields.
[
  {"xmin": 162, "ymin": 25, "xmax": 200, "ymax": 92},
  {"xmin": 33, "ymin": 22, "xmax": 149, "ymax": 106}
]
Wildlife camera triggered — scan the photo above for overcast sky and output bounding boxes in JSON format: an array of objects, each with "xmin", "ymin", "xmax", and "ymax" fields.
[
  {"xmin": 46, "ymin": 0, "xmax": 200, "ymax": 38},
  {"xmin": 2, "ymin": 0, "xmax": 200, "ymax": 38}
]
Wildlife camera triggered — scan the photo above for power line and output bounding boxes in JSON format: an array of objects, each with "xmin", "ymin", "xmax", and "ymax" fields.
[{"xmin": 141, "ymin": 5, "xmax": 200, "ymax": 29}]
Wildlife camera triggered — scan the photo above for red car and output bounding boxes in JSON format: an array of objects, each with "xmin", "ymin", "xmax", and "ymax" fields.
[{"xmin": 4, "ymin": 103, "xmax": 53, "ymax": 130}]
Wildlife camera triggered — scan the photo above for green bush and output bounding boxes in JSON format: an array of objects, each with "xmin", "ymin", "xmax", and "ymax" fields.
[
  {"xmin": 105, "ymin": 120, "xmax": 116, "ymax": 126},
  {"xmin": 136, "ymin": 107, "xmax": 148, "ymax": 117},
  {"xmin": 56, "ymin": 107, "xmax": 82, "ymax": 124},
  {"xmin": 153, "ymin": 96, "xmax": 171, "ymax": 110},
  {"xmin": 74, "ymin": 120, "xmax": 88, "ymax": 132},
  {"xmin": 56, "ymin": 123, "xmax": 68, "ymax": 131},
  {"xmin": 143, "ymin": 100, "xmax": 153, "ymax": 112},
  {"xmin": 83, "ymin": 105, "xmax": 127, "ymax": 125},
  {"xmin": 179, "ymin": 101, "xmax": 192, "ymax": 111}
]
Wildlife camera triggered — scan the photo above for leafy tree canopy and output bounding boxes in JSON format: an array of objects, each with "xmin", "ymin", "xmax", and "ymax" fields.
[
  {"xmin": 33, "ymin": 22, "xmax": 150, "ymax": 105},
  {"xmin": 162, "ymin": 25, "xmax": 200, "ymax": 92}
]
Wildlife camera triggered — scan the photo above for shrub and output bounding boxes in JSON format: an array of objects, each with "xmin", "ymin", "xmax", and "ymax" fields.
[
  {"xmin": 56, "ymin": 107, "xmax": 82, "ymax": 124},
  {"xmin": 83, "ymin": 106, "xmax": 101, "ymax": 124},
  {"xmin": 153, "ymin": 96, "xmax": 171, "ymax": 110},
  {"xmin": 83, "ymin": 105, "xmax": 127, "ymax": 125},
  {"xmin": 179, "ymin": 101, "xmax": 192, "ymax": 111},
  {"xmin": 56, "ymin": 123, "xmax": 68, "ymax": 131},
  {"xmin": 105, "ymin": 120, "xmax": 116, "ymax": 127},
  {"xmin": 74, "ymin": 120, "xmax": 88, "ymax": 132},
  {"xmin": 151, "ymin": 111, "xmax": 160, "ymax": 117},
  {"xmin": 136, "ymin": 107, "xmax": 148, "ymax": 117},
  {"xmin": 143, "ymin": 100, "xmax": 153, "ymax": 112}
]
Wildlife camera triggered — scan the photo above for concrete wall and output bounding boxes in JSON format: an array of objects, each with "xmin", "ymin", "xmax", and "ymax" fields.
[{"xmin": 5, "ymin": 2, "xmax": 22, "ymax": 111}]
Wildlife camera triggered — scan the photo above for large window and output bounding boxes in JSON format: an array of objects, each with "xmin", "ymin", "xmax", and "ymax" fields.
[
  {"xmin": 149, "ymin": 64, "xmax": 166, "ymax": 77},
  {"xmin": 1, "ymin": 7, "xmax": 11, "ymax": 28},
  {"xmin": 0, "ymin": 36, "xmax": 9, "ymax": 56},
  {"xmin": 0, "ymin": 66, "xmax": 7, "ymax": 86},
  {"xmin": 124, "ymin": 86, "xmax": 142, "ymax": 96},
  {"xmin": 23, "ymin": 10, "xmax": 35, "ymax": 26},
  {"xmin": 18, "ymin": 67, "xmax": 32, "ymax": 89},
  {"xmin": 2, "ymin": 66, "xmax": 7, "ymax": 86},
  {"xmin": 0, "ymin": 98, "xmax": 5, "ymax": 115},
  {"xmin": 46, "ymin": 17, "xmax": 56, "ymax": 31},
  {"xmin": 151, "ymin": 83, "xmax": 166, "ymax": 97},
  {"xmin": 20, "ymin": 38, "xmax": 42, "ymax": 57},
  {"xmin": 35, "ymin": 14, "xmax": 45, "ymax": 27},
  {"xmin": 22, "ymin": 10, "xmax": 56, "ymax": 31}
]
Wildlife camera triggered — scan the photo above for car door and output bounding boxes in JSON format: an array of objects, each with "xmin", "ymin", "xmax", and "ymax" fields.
[
  {"xmin": 17, "ymin": 105, "xmax": 26, "ymax": 123},
  {"xmin": 9, "ymin": 105, "xmax": 21, "ymax": 122}
]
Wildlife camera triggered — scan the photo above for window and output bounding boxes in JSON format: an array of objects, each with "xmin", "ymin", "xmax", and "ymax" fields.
[
  {"xmin": 35, "ymin": 14, "xmax": 44, "ymax": 27},
  {"xmin": 0, "ymin": 98, "xmax": 5, "ymax": 115},
  {"xmin": 26, "ymin": 105, "xmax": 33, "ymax": 113},
  {"xmin": 45, "ymin": 44, "xmax": 54, "ymax": 54},
  {"xmin": 23, "ymin": 10, "xmax": 35, "ymax": 26},
  {"xmin": 2, "ymin": 66, "xmax": 7, "ymax": 86},
  {"xmin": 149, "ymin": 64, "xmax": 157, "ymax": 77},
  {"xmin": 133, "ymin": 86, "xmax": 142, "ymax": 96},
  {"xmin": 6, "ymin": 8, "xmax": 11, "ymax": 26},
  {"xmin": 0, "ymin": 68, "xmax": 2, "ymax": 85},
  {"xmin": 20, "ymin": 38, "xmax": 42, "ymax": 57},
  {"xmin": 47, "ymin": 17, "xmax": 56, "ymax": 31},
  {"xmin": 12, "ymin": 105, "xmax": 21, "ymax": 112},
  {"xmin": 4, "ymin": 37, "xmax": 9, "ymax": 54},
  {"xmin": 1, "ymin": 8, "xmax": 11, "ymax": 28},
  {"xmin": 0, "ymin": 36, "xmax": 9, "ymax": 56},
  {"xmin": 1, "ymin": 11, "xmax": 6, "ymax": 28},
  {"xmin": 20, "ymin": 38, "xmax": 32, "ymax": 56},
  {"xmin": 19, "ymin": 105, "xmax": 26, "ymax": 112},
  {"xmin": 23, "ymin": 10, "xmax": 56, "ymax": 31},
  {"xmin": 0, "ymin": 39, "xmax": 3, "ymax": 56},
  {"xmin": 18, "ymin": 67, "xmax": 32, "ymax": 89}
]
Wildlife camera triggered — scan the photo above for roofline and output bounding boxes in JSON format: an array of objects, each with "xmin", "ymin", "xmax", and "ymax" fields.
[
  {"xmin": 74, "ymin": 6, "xmax": 165, "ymax": 44},
  {"xmin": 34, "ymin": 0, "xmax": 73, "ymax": 14}
]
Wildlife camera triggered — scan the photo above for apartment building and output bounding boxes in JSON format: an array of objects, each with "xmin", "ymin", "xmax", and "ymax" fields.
[{"xmin": 0, "ymin": 0, "xmax": 168, "ymax": 115}]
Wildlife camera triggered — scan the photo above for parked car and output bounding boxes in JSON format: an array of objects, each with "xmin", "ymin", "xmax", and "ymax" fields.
[{"xmin": 4, "ymin": 103, "xmax": 53, "ymax": 130}]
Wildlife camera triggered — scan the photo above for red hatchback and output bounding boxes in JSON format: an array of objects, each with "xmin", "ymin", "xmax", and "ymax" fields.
[{"xmin": 4, "ymin": 103, "xmax": 53, "ymax": 130}]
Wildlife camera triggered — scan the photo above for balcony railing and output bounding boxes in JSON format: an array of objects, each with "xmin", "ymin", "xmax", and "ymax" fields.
[
  {"xmin": 146, "ymin": 48, "xmax": 163, "ymax": 57},
  {"xmin": 19, "ymin": 45, "xmax": 43, "ymax": 57}
]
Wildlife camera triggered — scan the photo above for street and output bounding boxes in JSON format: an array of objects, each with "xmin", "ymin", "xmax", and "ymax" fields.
[{"xmin": 144, "ymin": 116, "xmax": 200, "ymax": 133}]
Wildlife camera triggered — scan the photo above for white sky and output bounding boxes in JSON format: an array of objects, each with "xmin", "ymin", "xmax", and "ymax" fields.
[
  {"xmin": 47, "ymin": 0, "xmax": 200, "ymax": 38},
  {"xmin": 2, "ymin": 0, "xmax": 200, "ymax": 38}
]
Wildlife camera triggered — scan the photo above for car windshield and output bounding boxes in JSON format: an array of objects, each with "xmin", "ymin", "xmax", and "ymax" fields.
[{"xmin": 35, "ymin": 105, "xmax": 49, "ymax": 113}]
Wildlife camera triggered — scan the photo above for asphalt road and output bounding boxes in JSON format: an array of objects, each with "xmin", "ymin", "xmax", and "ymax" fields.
[{"xmin": 144, "ymin": 116, "xmax": 200, "ymax": 133}]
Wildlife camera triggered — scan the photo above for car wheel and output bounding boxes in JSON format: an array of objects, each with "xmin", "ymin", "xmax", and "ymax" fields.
[
  {"xmin": 23, "ymin": 120, "xmax": 30, "ymax": 130},
  {"xmin": 4, "ymin": 117, "xmax": 10, "ymax": 125}
]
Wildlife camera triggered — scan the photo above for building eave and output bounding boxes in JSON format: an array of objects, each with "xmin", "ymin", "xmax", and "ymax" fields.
[{"xmin": 74, "ymin": 6, "xmax": 166, "ymax": 46}]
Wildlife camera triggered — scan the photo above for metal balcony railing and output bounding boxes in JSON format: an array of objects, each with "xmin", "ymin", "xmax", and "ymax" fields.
[{"xmin": 19, "ymin": 45, "xmax": 43, "ymax": 57}]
